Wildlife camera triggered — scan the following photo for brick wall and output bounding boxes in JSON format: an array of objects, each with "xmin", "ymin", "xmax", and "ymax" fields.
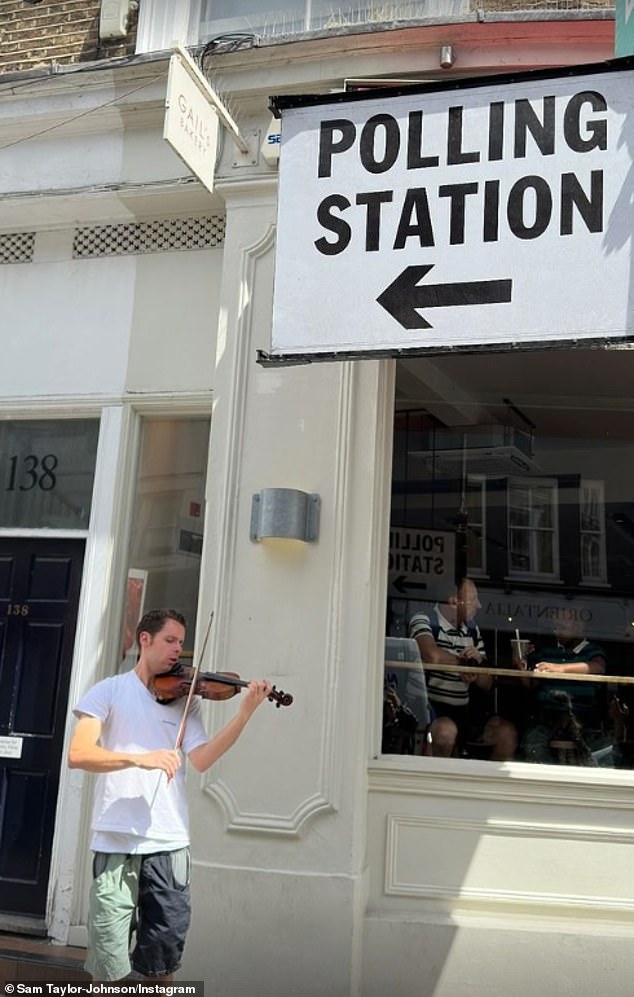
[{"xmin": 0, "ymin": 0, "xmax": 138, "ymax": 75}]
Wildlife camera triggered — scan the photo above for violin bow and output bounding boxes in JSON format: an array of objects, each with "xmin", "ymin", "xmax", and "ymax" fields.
[{"xmin": 173, "ymin": 610, "xmax": 214, "ymax": 751}]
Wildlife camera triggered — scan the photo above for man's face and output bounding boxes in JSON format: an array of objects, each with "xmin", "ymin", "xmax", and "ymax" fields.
[
  {"xmin": 140, "ymin": 619, "xmax": 185, "ymax": 674},
  {"xmin": 457, "ymin": 581, "xmax": 480, "ymax": 625},
  {"xmin": 553, "ymin": 617, "xmax": 582, "ymax": 646}
]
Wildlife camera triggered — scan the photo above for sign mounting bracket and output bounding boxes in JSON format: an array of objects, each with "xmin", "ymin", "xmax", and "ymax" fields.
[{"xmin": 172, "ymin": 43, "xmax": 251, "ymax": 155}]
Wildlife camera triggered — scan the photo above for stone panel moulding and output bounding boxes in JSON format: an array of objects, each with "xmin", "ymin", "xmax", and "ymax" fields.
[
  {"xmin": 202, "ymin": 211, "xmax": 356, "ymax": 834},
  {"xmin": 384, "ymin": 813, "xmax": 634, "ymax": 920}
]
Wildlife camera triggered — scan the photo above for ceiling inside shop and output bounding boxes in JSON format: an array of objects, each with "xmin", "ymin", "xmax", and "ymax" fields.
[{"xmin": 395, "ymin": 348, "xmax": 634, "ymax": 440}]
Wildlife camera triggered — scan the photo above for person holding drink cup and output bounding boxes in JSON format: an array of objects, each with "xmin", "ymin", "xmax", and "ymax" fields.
[
  {"xmin": 517, "ymin": 618, "xmax": 607, "ymax": 764},
  {"xmin": 511, "ymin": 635, "xmax": 533, "ymax": 671}
]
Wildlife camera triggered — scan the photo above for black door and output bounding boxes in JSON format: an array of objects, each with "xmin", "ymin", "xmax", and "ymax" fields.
[{"xmin": 0, "ymin": 538, "xmax": 84, "ymax": 917}]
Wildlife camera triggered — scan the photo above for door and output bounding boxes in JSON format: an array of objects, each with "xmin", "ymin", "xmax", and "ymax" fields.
[{"xmin": 0, "ymin": 538, "xmax": 84, "ymax": 918}]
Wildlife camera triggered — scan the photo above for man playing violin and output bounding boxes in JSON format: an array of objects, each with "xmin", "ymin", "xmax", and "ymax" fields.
[{"xmin": 68, "ymin": 607, "xmax": 271, "ymax": 983}]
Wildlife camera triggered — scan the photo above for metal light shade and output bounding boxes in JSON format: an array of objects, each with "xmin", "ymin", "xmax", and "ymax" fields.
[{"xmin": 250, "ymin": 488, "xmax": 320, "ymax": 543}]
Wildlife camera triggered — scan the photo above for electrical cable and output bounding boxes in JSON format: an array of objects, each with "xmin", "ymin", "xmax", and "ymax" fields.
[
  {"xmin": 0, "ymin": 72, "xmax": 165, "ymax": 152},
  {"xmin": 0, "ymin": 50, "xmax": 165, "ymax": 97},
  {"xmin": 200, "ymin": 32, "xmax": 259, "ymax": 68}
]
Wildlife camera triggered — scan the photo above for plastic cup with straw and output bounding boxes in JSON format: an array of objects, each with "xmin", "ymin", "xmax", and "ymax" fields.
[{"xmin": 510, "ymin": 628, "xmax": 531, "ymax": 670}]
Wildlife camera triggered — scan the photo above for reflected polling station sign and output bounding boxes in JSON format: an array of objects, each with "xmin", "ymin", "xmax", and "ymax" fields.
[
  {"xmin": 388, "ymin": 527, "xmax": 454, "ymax": 598},
  {"xmin": 266, "ymin": 58, "xmax": 634, "ymax": 362}
]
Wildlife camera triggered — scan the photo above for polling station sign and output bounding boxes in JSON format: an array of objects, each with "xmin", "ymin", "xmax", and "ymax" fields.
[{"xmin": 267, "ymin": 59, "xmax": 634, "ymax": 361}]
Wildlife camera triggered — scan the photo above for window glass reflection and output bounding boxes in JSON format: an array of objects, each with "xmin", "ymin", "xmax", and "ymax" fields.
[
  {"xmin": 385, "ymin": 349, "xmax": 634, "ymax": 768},
  {"xmin": 200, "ymin": 0, "xmax": 435, "ymax": 38},
  {"xmin": 120, "ymin": 417, "xmax": 210, "ymax": 669}
]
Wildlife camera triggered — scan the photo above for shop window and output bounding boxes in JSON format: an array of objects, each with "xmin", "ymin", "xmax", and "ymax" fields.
[
  {"xmin": 385, "ymin": 349, "xmax": 634, "ymax": 770},
  {"xmin": 120, "ymin": 416, "xmax": 210, "ymax": 667}
]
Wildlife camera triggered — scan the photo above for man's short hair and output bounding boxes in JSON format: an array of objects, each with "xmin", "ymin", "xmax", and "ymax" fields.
[{"xmin": 136, "ymin": 608, "xmax": 186, "ymax": 647}]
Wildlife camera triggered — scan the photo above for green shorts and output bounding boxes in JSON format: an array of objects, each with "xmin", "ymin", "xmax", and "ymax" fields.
[{"xmin": 85, "ymin": 848, "xmax": 191, "ymax": 981}]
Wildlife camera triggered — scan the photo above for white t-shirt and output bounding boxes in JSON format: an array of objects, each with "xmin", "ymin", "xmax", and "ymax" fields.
[{"xmin": 73, "ymin": 669, "xmax": 209, "ymax": 853}]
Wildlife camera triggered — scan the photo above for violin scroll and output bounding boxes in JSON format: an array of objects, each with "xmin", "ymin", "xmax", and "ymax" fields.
[{"xmin": 269, "ymin": 685, "xmax": 293, "ymax": 708}]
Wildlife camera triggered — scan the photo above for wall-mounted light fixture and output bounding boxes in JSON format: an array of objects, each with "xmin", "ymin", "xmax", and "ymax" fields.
[{"xmin": 250, "ymin": 488, "xmax": 321, "ymax": 543}]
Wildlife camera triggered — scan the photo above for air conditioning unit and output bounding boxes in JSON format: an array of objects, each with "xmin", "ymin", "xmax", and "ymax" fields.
[
  {"xmin": 409, "ymin": 425, "xmax": 537, "ymax": 474},
  {"xmin": 100, "ymin": 0, "xmax": 131, "ymax": 39}
]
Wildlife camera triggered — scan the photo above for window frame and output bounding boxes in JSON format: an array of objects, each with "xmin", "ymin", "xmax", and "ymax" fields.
[
  {"xmin": 579, "ymin": 478, "xmax": 608, "ymax": 585},
  {"xmin": 507, "ymin": 476, "xmax": 560, "ymax": 581},
  {"xmin": 136, "ymin": 0, "xmax": 202, "ymax": 54},
  {"xmin": 196, "ymin": 0, "xmax": 451, "ymax": 42},
  {"xmin": 465, "ymin": 473, "xmax": 487, "ymax": 577}
]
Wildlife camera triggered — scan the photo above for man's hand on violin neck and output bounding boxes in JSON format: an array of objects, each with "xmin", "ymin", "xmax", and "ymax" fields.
[
  {"xmin": 136, "ymin": 748, "xmax": 182, "ymax": 780},
  {"xmin": 240, "ymin": 679, "xmax": 273, "ymax": 714}
]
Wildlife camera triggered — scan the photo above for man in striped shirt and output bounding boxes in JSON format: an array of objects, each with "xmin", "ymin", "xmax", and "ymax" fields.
[{"xmin": 409, "ymin": 579, "xmax": 517, "ymax": 759}]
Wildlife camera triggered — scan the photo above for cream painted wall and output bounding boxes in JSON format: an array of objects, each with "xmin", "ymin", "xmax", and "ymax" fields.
[
  {"xmin": 363, "ymin": 761, "xmax": 634, "ymax": 996},
  {"xmin": 0, "ymin": 241, "xmax": 133, "ymax": 398},
  {"xmin": 0, "ymin": 84, "xmax": 180, "ymax": 200},
  {"xmin": 125, "ymin": 246, "xmax": 221, "ymax": 393},
  {"xmin": 180, "ymin": 177, "xmax": 393, "ymax": 994},
  {"xmin": 0, "ymin": 231, "xmax": 221, "ymax": 399},
  {"xmin": 362, "ymin": 916, "xmax": 633, "ymax": 997}
]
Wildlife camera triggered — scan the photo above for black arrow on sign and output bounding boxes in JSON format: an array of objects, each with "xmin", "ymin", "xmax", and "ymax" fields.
[
  {"xmin": 377, "ymin": 264, "xmax": 513, "ymax": 330},
  {"xmin": 392, "ymin": 576, "xmax": 428, "ymax": 595}
]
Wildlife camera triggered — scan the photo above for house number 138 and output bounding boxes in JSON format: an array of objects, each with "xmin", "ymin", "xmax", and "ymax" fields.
[{"xmin": 6, "ymin": 454, "xmax": 58, "ymax": 491}]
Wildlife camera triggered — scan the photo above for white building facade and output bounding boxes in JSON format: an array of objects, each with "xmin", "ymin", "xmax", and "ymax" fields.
[{"xmin": 2, "ymin": 2, "xmax": 633, "ymax": 995}]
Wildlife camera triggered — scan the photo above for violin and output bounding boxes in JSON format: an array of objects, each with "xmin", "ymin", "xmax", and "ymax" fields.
[{"xmin": 151, "ymin": 662, "xmax": 293, "ymax": 709}]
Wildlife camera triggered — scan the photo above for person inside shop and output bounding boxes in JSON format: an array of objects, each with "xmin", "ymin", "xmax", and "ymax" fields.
[
  {"xmin": 68, "ymin": 607, "xmax": 272, "ymax": 983},
  {"xmin": 517, "ymin": 617, "xmax": 607, "ymax": 765},
  {"xmin": 408, "ymin": 578, "xmax": 518, "ymax": 759},
  {"xmin": 608, "ymin": 690, "xmax": 634, "ymax": 768}
]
